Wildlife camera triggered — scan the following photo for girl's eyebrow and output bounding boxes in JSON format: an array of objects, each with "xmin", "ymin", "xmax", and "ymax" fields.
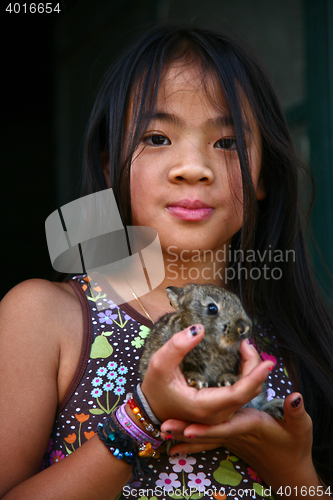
[
  {"xmin": 148, "ymin": 112, "xmax": 250, "ymax": 132},
  {"xmin": 204, "ymin": 116, "xmax": 251, "ymax": 133}
]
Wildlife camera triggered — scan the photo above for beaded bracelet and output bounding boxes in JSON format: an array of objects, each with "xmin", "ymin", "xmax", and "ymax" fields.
[
  {"xmin": 111, "ymin": 405, "xmax": 162, "ymax": 459},
  {"xmin": 110, "ymin": 406, "xmax": 158, "ymax": 460},
  {"xmin": 134, "ymin": 383, "xmax": 162, "ymax": 426},
  {"xmin": 128, "ymin": 396, "xmax": 161, "ymax": 438},
  {"xmin": 97, "ymin": 414, "xmax": 154, "ymax": 479},
  {"xmin": 116, "ymin": 403, "xmax": 162, "ymax": 450}
]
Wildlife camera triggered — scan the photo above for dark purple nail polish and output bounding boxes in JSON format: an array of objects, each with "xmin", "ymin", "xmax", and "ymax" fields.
[
  {"xmin": 190, "ymin": 326, "xmax": 198, "ymax": 336},
  {"xmin": 172, "ymin": 453, "xmax": 180, "ymax": 458},
  {"xmin": 291, "ymin": 397, "xmax": 301, "ymax": 408},
  {"xmin": 165, "ymin": 430, "xmax": 172, "ymax": 434}
]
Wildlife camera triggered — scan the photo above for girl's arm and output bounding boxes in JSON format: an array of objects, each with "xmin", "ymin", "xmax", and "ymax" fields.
[
  {"xmin": 2, "ymin": 435, "xmax": 132, "ymax": 500},
  {"xmin": 0, "ymin": 280, "xmax": 132, "ymax": 500}
]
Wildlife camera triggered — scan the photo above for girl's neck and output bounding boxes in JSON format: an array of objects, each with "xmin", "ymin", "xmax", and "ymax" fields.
[
  {"xmin": 128, "ymin": 262, "xmax": 227, "ymax": 323},
  {"xmin": 98, "ymin": 248, "xmax": 229, "ymax": 322}
]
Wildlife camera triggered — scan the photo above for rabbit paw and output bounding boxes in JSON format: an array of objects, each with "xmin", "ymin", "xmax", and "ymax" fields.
[
  {"xmin": 217, "ymin": 373, "xmax": 238, "ymax": 387},
  {"xmin": 184, "ymin": 372, "xmax": 209, "ymax": 390}
]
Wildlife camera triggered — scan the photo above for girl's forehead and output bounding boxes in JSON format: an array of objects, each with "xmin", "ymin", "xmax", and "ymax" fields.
[
  {"xmin": 153, "ymin": 63, "xmax": 259, "ymax": 137},
  {"xmin": 157, "ymin": 63, "xmax": 227, "ymax": 109},
  {"xmin": 126, "ymin": 61, "xmax": 260, "ymax": 141},
  {"xmin": 126, "ymin": 62, "xmax": 229, "ymax": 132}
]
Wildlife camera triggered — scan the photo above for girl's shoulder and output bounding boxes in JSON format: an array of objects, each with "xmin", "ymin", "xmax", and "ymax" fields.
[
  {"xmin": 0, "ymin": 279, "xmax": 84, "ymax": 402},
  {"xmin": 0, "ymin": 278, "xmax": 82, "ymax": 336},
  {"xmin": 0, "ymin": 278, "xmax": 81, "ymax": 323}
]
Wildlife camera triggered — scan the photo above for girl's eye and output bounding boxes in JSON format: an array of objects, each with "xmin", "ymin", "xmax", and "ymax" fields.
[
  {"xmin": 214, "ymin": 137, "xmax": 237, "ymax": 150},
  {"xmin": 143, "ymin": 134, "xmax": 171, "ymax": 146}
]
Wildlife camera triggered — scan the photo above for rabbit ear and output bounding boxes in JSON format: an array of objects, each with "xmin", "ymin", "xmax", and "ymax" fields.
[{"xmin": 166, "ymin": 286, "xmax": 184, "ymax": 309}]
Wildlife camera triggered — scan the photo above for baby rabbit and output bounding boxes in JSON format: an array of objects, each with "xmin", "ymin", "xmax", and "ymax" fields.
[{"xmin": 140, "ymin": 283, "xmax": 284, "ymax": 419}]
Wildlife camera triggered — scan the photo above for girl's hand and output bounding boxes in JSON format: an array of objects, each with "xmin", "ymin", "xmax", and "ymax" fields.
[
  {"xmin": 141, "ymin": 325, "xmax": 274, "ymax": 425},
  {"xmin": 161, "ymin": 394, "xmax": 320, "ymax": 494}
]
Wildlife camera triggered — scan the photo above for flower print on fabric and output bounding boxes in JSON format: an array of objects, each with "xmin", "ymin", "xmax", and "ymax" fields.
[
  {"xmin": 61, "ymin": 414, "xmax": 94, "ymax": 455},
  {"xmin": 64, "ymin": 433, "xmax": 76, "ymax": 444},
  {"xmin": 156, "ymin": 472, "xmax": 181, "ymax": 492},
  {"xmin": 46, "ymin": 438, "xmax": 53, "ymax": 453},
  {"xmin": 97, "ymin": 307, "xmax": 131, "ymax": 329},
  {"xmin": 89, "ymin": 363, "xmax": 129, "ymax": 415},
  {"xmin": 187, "ymin": 472, "xmax": 211, "ymax": 492},
  {"xmin": 113, "ymin": 386, "xmax": 125, "ymax": 396},
  {"xmin": 266, "ymin": 387, "xmax": 276, "ymax": 401},
  {"xmin": 97, "ymin": 310, "xmax": 118, "ymax": 324},
  {"xmin": 49, "ymin": 450, "xmax": 64, "ymax": 465},
  {"xmin": 251, "ymin": 337, "xmax": 277, "ymax": 367},
  {"xmin": 103, "ymin": 382, "xmax": 114, "ymax": 391},
  {"xmin": 64, "ymin": 433, "xmax": 77, "ymax": 452},
  {"xmin": 261, "ymin": 352, "xmax": 277, "ymax": 367},
  {"xmin": 116, "ymin": 376, "xmax": 127, "ymax": 386},
  {"xmin": 118, "ymin": 365, "xmax": 128, "ymax": 375},
  {"xmin": 169, "ymin": 454, "xmax": 196, "ymax": 473},
  {"xmin": 91, "ymin": 388, "xmax": 103, "ymax": 398},
  {"xmin": 91, "ymin": 377, "xmax": 103, "ymax": 387},
  {"xmin": 107, "ymin": 361, "xmax": 118, "ymax": 370},
  {"xmin": 107, "ymin": 371, "xmax": 117, "ymax": 380},
  {"xmin": 75, "ymin": 413, "xmax": 89, "ymax": 423},
  {"xmin": 96, "ymin": 366, "xmax": 108, "ymax": 376},
  {"xmin": 84, "ymin": 431, "xmax": 96, "ymax": 440},
  {"xmin": 247, "ymin": 467, "xmax": 262, "ymax": 483},
  {"xmin": 107, "ymin": 298, "xmax": 118, "ymax": 309}
]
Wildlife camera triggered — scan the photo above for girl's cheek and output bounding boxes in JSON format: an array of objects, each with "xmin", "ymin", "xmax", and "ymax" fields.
[{"xmin": 226, "ymin": 169, "xmax": 244, "ymax": 203}]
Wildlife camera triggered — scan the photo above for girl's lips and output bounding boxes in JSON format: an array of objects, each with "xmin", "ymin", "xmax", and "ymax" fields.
[{"xmin": 166, "ymin": 206, "xmax": 214, "ymax": 221}]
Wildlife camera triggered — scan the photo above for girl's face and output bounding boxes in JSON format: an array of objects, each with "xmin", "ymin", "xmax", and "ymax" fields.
[{"xmin": 130, "ymin": 63, "xmax": 265, "ymax": 256}]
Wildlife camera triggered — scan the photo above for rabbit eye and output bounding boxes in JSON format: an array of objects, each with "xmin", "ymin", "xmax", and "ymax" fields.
[{"xmin": 207, "ymin": 303, "xmax": 218, "ymax": 315}]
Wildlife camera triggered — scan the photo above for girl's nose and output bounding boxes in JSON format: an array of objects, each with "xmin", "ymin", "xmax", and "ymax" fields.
[{"xmin": 168, "ymin": 150, "xmax": 215, "ymax": 185}]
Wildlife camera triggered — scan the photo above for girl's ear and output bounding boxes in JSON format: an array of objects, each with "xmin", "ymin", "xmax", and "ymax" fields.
[
  {"xmin": 101, "ymin": 152, "xmax": 111, "ymax": 188},
  {"xmin": 255, "ymin": 177, "xmax": 266, "ymax": 201}
]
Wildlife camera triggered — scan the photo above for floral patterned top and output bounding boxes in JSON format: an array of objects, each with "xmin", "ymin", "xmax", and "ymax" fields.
[{"xmin": 42, "ymin": 275, "xmax": 294, "ymax": 500}]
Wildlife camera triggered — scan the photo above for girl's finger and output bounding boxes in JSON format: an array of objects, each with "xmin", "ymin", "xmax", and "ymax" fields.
[
  {"xmin": 168, "ymin": 441, "xmax": 220, "ymax": 457},
  {"xmin": 163, "ymin": 430, "xmax": 221, "ymax": 442},
  {"xmin": 283, "ymin": 393, "xmax": 313, "ymax": 437},
  {"xmin": 239, "ymin": 339, "xmax": 262, "ymax": 377},
  {"xmin": 230, "ymin": 359, "xmax": 274, "ymax": 401},
  {"xmin": 192, "ymin": 360, "xmax": 274, "ymax": 418},
  {"xmin": 183, "ymin": 407, "xmax": 262, "ymax": 439},
  {"xmin": 146, "ymin": 324, "xmax": 205, "ymax": 381},
  {"xmin": 160, "ymin": 419, "xmax": 188, "ymax": 435}
]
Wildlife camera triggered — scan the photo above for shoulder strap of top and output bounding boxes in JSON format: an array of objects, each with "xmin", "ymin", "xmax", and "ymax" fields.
[{"xmin": 56, "ymin": 279, "xmax": 93, "ymax": 415}]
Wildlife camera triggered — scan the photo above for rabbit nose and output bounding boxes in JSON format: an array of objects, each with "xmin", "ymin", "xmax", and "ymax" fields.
[{"xmin": 236, "ymin": 320, "xmax": 250, "ymax": 337}]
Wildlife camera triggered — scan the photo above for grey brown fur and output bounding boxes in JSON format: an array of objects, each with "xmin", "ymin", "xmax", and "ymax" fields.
[{"xmin": 140, "ymin": 284, "xmax": 284, "ymax": 419}]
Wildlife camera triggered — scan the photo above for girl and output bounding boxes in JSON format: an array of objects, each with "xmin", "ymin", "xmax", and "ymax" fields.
[{"xmin": 1, "ymin": 25, "xmax": 332, "ymax": 499}]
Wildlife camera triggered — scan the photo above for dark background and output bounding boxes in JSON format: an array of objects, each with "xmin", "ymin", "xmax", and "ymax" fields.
[{"xmin": 1, "ymin": 0, "xmax": 333, "ymax": 300}]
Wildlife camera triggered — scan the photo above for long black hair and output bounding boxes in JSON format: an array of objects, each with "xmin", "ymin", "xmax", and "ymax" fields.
[{"xmin": 81, "ymin": 24, "xmax": 333, "ymax": 485}]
